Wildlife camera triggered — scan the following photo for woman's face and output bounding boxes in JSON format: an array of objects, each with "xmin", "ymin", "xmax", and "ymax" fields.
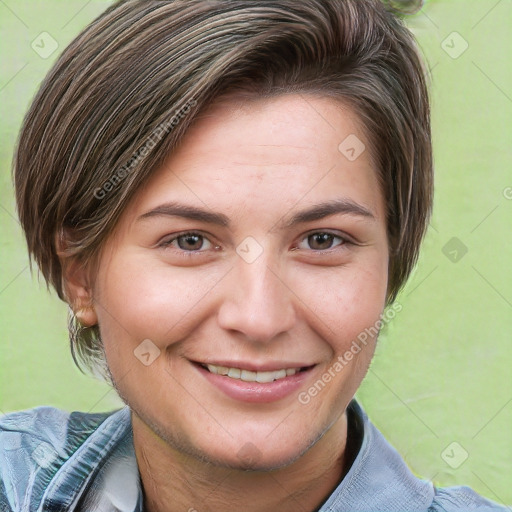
[{"xmin": 87, "ymin": 94, "xmax": 389, "ymax": 469}]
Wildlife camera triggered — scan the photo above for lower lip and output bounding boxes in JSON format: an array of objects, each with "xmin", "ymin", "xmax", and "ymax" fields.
[{"xmin": 195, "ymin": 364, "xmax": 315, "ymax": 403}]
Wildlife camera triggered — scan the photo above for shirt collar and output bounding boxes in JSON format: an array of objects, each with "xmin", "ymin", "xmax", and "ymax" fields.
[
  {"xmin": 318, "ymin": 400, "xmax": 434, "ymax": 511},
  {"xmin": 41, "ymin": 400, "xmax": 434, "ymax": 512},
  {"xmin": 38, "ymin": 407, "xmax": 141, "ymax": 511}
]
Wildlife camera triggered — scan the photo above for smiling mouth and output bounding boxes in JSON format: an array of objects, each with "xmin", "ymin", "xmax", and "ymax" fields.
[{"xmin": 198, "ymin": 363, "xmax": 313, "ymax": 383}]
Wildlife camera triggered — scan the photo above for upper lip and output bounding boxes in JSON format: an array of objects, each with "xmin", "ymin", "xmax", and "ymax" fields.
[{"xmin": 193, "ymin": 360, "xmax": 315, "ymax": 372}]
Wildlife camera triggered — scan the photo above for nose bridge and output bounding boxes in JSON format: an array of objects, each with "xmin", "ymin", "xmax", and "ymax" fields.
[{"xmin": 217, "ymin": 252, "xmax": 296, "ymax": 342}]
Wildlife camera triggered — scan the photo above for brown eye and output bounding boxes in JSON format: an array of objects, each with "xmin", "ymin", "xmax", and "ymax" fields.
[
  {"xmin": 177, "ymin": 233, "xmax": 205, "ymax": 251},
  {"xmin": 297, "ymin": 232, "xmax": 345, "ymax": 251},
  {"xmin": 160, "ymin": 232, "xmax": 214, "ymax": 252}
]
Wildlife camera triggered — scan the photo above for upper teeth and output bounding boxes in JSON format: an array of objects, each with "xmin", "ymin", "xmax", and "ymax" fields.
[{"xmin": 206, "ymin": 364, "xmax": 298, "ymax": 383}]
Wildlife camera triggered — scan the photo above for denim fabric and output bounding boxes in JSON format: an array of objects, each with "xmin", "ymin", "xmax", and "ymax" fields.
[{"xmin": 0, "ymin": 401, "xmax": 508, "ymax": 512}]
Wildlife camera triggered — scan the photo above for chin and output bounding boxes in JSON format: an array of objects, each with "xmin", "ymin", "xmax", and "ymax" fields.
[
  {"xmin": 201, "ymin": 442, "xmax": 313, "ymax": 472},
  {"xmin": 127, "ymin": 383, "xmax": 340, "ymax": 473},
  {"xmin": 153, "ymin": 419, "xmax": 322, "ymax": 472},
  {"xmin": 193, "ymin": 422, "xmax": 328, "ymax": 472}
]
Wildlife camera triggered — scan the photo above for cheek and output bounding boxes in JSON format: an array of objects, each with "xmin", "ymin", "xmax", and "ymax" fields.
[
  {"xmin": 92, "ymin": 253, "xmax": 224, "ymax": 352},
  {"xmin": 293, "ymin": 263, "xmax": 387, "ymax": 413},
  {"xmin": 292, "ymin": 259, "xmax": 388, "ymax": 353}
]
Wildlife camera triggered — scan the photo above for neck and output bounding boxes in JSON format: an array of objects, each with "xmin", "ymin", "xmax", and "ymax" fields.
[{"xmin": 133, "ymin": 412, "xmax": 349, "ymax": 512}]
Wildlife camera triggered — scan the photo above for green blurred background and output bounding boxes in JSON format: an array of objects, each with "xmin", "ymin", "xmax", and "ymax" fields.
[{"xmin": 0, "ymin": 0, "xmax": 511, "ymax": 505}]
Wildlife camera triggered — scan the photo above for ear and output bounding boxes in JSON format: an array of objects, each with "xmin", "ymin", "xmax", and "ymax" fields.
[{"xmin": 56, "ymin": 230, "xmax": 98, "ymax": 327}]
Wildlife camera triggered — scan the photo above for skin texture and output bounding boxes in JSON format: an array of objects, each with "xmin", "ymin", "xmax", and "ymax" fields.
[{"xmin": 66, "ymin": 94, "xmax": 389, "ymax": 512}]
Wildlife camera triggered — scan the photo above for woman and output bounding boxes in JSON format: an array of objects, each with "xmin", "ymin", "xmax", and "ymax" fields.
[{"xmin": 1, "ymin": 0, "xmax": 507, "ymax": 510}]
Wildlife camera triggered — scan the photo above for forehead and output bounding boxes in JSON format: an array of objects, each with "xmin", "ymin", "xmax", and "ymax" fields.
[
  {"xmin": 176, "ymin": 93, "xmax": 374, "ymax": 167},
  {"xmin": 124, "ymin": 93, "xmax": 385, "ymax": 226}
]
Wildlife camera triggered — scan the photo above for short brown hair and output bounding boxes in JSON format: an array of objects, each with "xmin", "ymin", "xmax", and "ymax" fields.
[{"xmin": 14, "ymin": 0, "xmax": 432, "ymax": 375}]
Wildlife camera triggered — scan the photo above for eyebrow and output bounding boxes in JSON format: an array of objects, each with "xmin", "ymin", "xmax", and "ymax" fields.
[
  {"xmin": 278, "ymin": 199, "xmax": 375, "ymax": 230},
  {"xmin": 137, "ymin": 199, "xmax": 375, "ymax": 229},
  {"xmin": 138, "ymin": 202, "xmax": 230, "ymax": 226}
]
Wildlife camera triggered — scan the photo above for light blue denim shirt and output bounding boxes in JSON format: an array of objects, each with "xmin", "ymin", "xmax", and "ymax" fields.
[{"xmin": 0, "ymin": 400, "xmax": 508, "ymax": 512}]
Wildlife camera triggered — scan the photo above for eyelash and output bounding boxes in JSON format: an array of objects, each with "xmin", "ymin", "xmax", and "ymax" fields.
[
  {"xmin": 158, "ymin": 231, "xmax": 218, "ymax": 255},
  {"xmin": 157, "ymin": 230, "xmax": 353, "ymax": 255}
]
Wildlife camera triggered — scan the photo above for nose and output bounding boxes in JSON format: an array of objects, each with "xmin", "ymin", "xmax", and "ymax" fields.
[{"xmin": 217, "ymin": 255, "xmax": 297, "ymax": 344}]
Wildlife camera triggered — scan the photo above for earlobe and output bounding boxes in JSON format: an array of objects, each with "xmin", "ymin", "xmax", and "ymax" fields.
[
  {"xmin": 75, "ymin": 304, "xmax": 98, "ymax": 328},
  {"xmin": 66, "ymin": 267, "xmax": 99, "ymax": 327},
  {"xmin": 65, "ymin": 265, "xmax": 99, "ymax": 327}
]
